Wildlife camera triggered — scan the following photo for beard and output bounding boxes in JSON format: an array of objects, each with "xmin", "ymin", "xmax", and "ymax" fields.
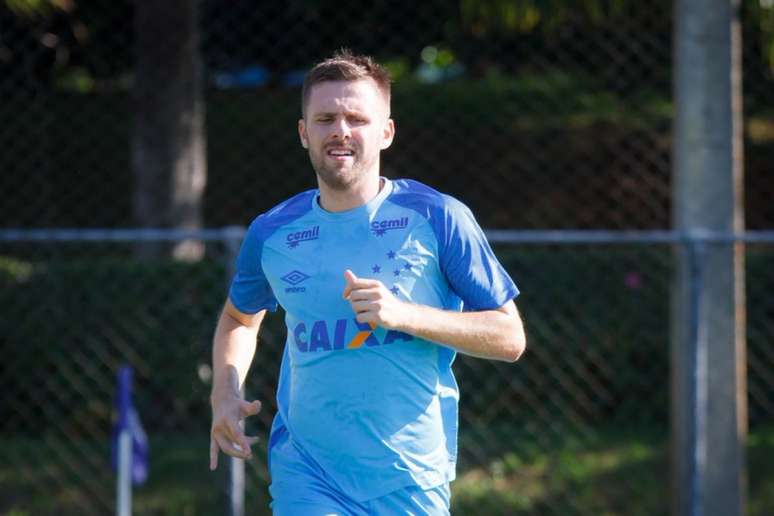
[{"xmin": 309, "ymin": 145, "xmax": 378, "ymax": 191}]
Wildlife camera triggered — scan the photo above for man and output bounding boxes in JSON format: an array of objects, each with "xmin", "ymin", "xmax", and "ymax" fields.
[{"xmin": 209, "ymin": 50, "xmax": 526, "ymax": 515}]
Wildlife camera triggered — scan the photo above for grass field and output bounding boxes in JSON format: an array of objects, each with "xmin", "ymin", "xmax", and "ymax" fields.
[{"xmin": 2, "ymin": 424, "xmax": 773, "ymax": 515}]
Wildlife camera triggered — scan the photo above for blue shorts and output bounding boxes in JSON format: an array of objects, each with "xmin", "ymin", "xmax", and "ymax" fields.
[
  {"xmin": 271, "ymin": 483, "xmax": 450, "ymax": 516},
  {"xmin": 269, "ymin": 432, "xmax": 450, "ymax": 516}
]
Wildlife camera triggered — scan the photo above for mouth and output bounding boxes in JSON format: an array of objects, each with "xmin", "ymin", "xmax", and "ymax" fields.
[{"xmin": 326, "ymin": 146, "xmax": 355, "ymax": 160}]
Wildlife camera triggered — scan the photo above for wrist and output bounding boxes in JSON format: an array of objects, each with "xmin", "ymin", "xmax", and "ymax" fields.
[
  {"xmin": 394, "ymin": 300, "xmax": 417, "ymax": 333},
  {"xmin": 210, "ymin": 385, "xmax": 241, "ymax": 407}
]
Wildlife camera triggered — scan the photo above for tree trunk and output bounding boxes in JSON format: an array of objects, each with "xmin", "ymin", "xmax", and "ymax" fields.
[{"xmin": 132, "ymin": 0, "xmax": 206, "ymax": 260}]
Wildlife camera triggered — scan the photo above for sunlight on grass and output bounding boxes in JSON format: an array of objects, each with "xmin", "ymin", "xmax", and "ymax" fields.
[
  {"xmin": 453, "ymin": 435, "xmax": 665, "ymax": 515},
  {"xmin": 0, "ymin": 426, "xmax": 772, "ymax": 515}
]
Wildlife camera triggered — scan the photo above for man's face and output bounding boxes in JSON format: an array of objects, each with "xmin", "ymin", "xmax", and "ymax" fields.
[{"xmin": 299, "ymin": 79, "xmax": 395, "ymax": 191}]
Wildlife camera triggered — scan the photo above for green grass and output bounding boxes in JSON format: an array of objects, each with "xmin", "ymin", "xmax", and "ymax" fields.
[
  {"xmin": 454, "ymin": 427, "xmax": 668, "ymax": 515},
  {"xmin": 2, "ymin": 425, "xmax": 773, "ymax": 515}
]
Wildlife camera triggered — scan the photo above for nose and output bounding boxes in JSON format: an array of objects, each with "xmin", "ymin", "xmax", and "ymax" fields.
[{"xmin": 331, "ymin": 117, "xmax": 351, "ymax": 140}]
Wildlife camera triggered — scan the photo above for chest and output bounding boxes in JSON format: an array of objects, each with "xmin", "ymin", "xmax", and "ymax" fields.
[{"xmin": 261, "ymin": 218, "xmax": 443, "ymax": 314}]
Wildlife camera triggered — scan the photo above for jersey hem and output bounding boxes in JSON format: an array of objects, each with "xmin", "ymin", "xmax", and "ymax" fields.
[{"xmin": 228, "ymin": 293, "xmax": 277, "ymax": 314}]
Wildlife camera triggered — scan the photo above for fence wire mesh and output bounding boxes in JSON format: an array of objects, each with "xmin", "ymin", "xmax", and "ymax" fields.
[
  {"xmin": 1, "ymin": 0, "xmax": 774, "ymax": 515},
  {"xmin": 0, "ymin": 0, "xmax": 774, "ymax": 229},
  {"xmin": 1, "ymin": 237, "xmax": 773, "ymax": 515},
  {"xmin": 0, "ymin": 0, "xmax": 771, "ymax": 231}
]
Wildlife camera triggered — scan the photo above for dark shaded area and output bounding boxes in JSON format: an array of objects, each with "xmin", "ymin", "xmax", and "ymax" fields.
[
  {"xmin": 1, "ymin": 247, "xmax": 772, "ymax": 435},
  {"xmin": 1, "ymin": 0, "xmax": 771, "ymax": 230}
]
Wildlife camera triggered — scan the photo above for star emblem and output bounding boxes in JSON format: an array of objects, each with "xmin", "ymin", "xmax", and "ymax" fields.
[
  {"xmin": 375, "ymin": 228, "xmax": 386, "ymax": 236},
  {"xmin": 372, "ymin": 265, "xmax": 381, "ymax": 273},
  {"xmin": 403, "ymin": 263, "xmax": 412, "ymax": 271},
  {"xmin": 393, "ymin": 269, "xmax": 401, "ymax": 277},
  {"xmin": 390, "ymin": 286, "xmax": 400, "ymax": 296},
  {"xmin": 387, "ymin": 250, "xmax": 396, "ymax": 259}
]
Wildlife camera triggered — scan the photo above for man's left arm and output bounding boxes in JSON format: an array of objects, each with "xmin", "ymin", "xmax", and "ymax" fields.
[{"xmin": 343, "ymin": 270, "xmax": 525, "ymax": 362}]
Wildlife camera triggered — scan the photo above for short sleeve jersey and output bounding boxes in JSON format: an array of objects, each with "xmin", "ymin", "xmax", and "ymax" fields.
[{"xmin": 229, "ymin": 178, "xmax": 519, "ymax": 502}]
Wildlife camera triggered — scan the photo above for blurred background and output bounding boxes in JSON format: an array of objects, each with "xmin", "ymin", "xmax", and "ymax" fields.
[{"xmin": 0, "ymin": 0, "xmax": 772, "ymax": 515}]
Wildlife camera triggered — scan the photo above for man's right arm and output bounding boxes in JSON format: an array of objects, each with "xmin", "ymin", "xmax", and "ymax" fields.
[{"xmin": 209, "ymin": 298, "xmax": 266, "ymax": 470}]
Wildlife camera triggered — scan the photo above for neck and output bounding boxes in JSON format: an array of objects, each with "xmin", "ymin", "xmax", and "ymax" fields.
[{"xmin": 317, "ymin": 172, "xmax": 383, "ymax": 212}]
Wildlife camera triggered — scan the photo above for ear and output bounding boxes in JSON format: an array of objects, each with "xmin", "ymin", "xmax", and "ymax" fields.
[
  {"xmin": 298, "ymin": 119, "xmax": 308, "ymax": 149},
  {"xmin": 380, "ymin": 118, "xmax": 395, "ymax": 150}
]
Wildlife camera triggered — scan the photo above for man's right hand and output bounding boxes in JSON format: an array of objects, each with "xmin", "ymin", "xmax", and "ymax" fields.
[{"xmin": 209, "ymin": 397, "xmax": 262, "ymax": 470}]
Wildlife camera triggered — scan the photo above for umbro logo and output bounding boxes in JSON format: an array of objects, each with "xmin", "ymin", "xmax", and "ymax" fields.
[
  {"xmin": 281, "ymin": 270, "xmax": 310, "ymax": 285},
  {"xmin": 281, "ymin": 270, "xmax": 310, "ymax": 293}
]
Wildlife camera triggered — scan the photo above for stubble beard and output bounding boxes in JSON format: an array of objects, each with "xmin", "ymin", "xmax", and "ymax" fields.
[{"xmin": 310, "ymin": 148, "xmax": 378, "ymax": 192}]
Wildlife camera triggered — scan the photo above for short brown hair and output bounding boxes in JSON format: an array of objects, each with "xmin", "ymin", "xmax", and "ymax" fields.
[{"xmin": 301, "ymin": 49, "xmax": 392, "ymax": 116}]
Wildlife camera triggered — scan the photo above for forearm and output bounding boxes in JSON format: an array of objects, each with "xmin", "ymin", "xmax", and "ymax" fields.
[
  {"xmin": 344, "ymin": 271, "xmax": 525, "ymax": 362},
  {"xmin": 396, "ymin": 302, "xmax": 525, "ymax": 362},
  {"xmin": 210, "ymin": 304, "xmax": 262, "ymax": 403}
]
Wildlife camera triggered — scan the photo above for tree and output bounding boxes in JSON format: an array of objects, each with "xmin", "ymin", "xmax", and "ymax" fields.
[{"xmin": 132, "ymin": 0, "xmax": 206, "ymax": 260}]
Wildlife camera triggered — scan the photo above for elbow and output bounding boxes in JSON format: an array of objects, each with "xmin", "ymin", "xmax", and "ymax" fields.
[
  {"xmin": 502, "ymin": 325, "xmax": 526, "ymax": 363},
  {"xmin": 503, "ymin": 340, "xmax": 525, "ymax": 363},
  {"xmin": 493, "ymin": 301, "xmax": 525, "ymax": 363}
]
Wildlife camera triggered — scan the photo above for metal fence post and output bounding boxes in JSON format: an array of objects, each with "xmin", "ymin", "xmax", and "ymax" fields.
[
  {"xmin": 224, "ymin": 226, "xmax": 245, "ymax": 516},
  {"xmin": 672, "ymin": 0, "xmax": 746, "ymax": 513},
  {"xmin": 672, "ymin": 232, "xmax": 746, "ymax": 516},
  {"xmin": 686, "ymin": 237, "xmax": 708, "ymax": 516}
]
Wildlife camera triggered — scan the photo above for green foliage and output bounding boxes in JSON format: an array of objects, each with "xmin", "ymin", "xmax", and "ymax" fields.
[
  {"xmin": 0, "ymin": 255, "xmax": 33, "ymax": 284},
  {"xmin": 53, "ymin": 66, "xmax": 95, "ymax": 93},
  {"xmin": 4, "ymin": 0, "xmax": 58, "ymax": 17},
  {"xmin": 459, "ymin": 0, "xmax": 636, "ymax": 35},
  {"xmin": 2, "ymin": 70, "xmax": 771, "ymax": 230},
  {"xmin": 744, "ymin": 0, "xmax": 774, "ymax": 75},
  {"xmin": 392, "ymin": 70, "xmax": 670, "ymax": 128},
  {"xmin": 2, "ymin": 246, "xmax": 771, "ymax": 435},
  {"xmin": 0, "ymin": 254, "xmax": 229, "ymax": 436}
]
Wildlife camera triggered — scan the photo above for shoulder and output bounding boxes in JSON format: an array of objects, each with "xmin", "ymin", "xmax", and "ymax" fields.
[
  {"xmin": 388, "ymin": 179, "xmax": 471, "ymax": 219},
  {"xmin": 246, "ymin": 189, "xmax": 317, "ymax": 240}
]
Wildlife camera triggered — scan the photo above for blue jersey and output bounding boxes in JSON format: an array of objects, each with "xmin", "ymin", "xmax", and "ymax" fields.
[{"xmin": 229, "ymin": 178, "xmax": 519, "ymax": 502}]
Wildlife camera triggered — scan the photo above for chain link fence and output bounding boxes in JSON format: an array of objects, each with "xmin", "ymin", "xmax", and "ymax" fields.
[
  {"xmin": 1, "ymin": 0, "xmax": 773, "ymax": 515},
  {"xmin": 1, "ymin": 2, "xmax": 771, "ymax": 230},
  {"xmin": 2, "ymin": 234, "xmax": 773, "ymax": 515}
]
